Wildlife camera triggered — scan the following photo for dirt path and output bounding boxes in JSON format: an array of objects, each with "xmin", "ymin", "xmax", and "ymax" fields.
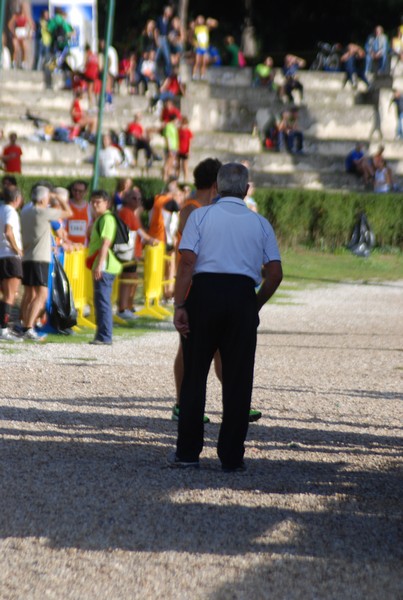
[{"xmin": 0, "ymin": 281, "xmax": 402, "ymax": 600}]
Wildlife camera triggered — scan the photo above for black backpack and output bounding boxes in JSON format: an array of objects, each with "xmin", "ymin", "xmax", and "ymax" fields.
[
  {"xmin": 97, "ymin": 213, "xmax": 135, "ymax": 262},
  {"xmin": 52, "ymin": 24, "xmax": 68, "ymax": 52},
  {"xmin": 347, "ymin": 212, "xmax": 375, "ymax": 257},
  {"xmin": 49, "ymin": 255, "xmax": 77, "ymax": 332}
]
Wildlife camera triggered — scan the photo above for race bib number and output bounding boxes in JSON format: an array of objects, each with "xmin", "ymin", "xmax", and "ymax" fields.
[{"xmin": 68, "ymin": 220, "xmax": 87, "ymax": 237}]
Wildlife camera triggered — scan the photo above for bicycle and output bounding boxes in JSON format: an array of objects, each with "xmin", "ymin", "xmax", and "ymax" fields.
[{"xmin": 310, "ymin": 41, "xmax": 342, "ymax": 71}]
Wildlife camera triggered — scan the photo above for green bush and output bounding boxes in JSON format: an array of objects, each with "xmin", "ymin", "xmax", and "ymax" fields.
[
  {"xmin": 11, "ymin": 175, "xmax": 166, "ymax": 204},
  {"xmin": 9, "ymin": 177, "xmax": 403, "ymax": 249},
  {"xmin": 255, "ymin": 188, "xmax": 403, "ymax": 249}
]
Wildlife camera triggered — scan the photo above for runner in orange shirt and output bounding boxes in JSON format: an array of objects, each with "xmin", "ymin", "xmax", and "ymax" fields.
[
  {"xmin": 173, "ymin": 158, "xmax": 221, "ymax": 422},
  {"xmin": 65, "ymin": 180, "xmax": 92, "ymax": 246},
  {"xmin": 117, "ymin": 187, "xmax": 158, "ymax": 320}
]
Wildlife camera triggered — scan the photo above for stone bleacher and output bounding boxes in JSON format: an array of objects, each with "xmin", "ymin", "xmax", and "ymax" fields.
[{"xmin": 0, "ymin": 66, "xmax": 402, "ymax": 190}]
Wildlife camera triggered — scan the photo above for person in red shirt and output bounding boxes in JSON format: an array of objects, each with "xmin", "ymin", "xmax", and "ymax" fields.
[
  {"xmin": 81, "ymin": 44, "xmax": 100, "ymax": 107},
  {"xmin": 177, "ymin": 116, "xmax": 193, "ymax": 182},
  {"xmin": 1, "ymin": 133, "xmax": 23, "ymax": 174},
  {"xmin": 70, "ymin": 89, "xmax": 97, "ymax": 135},
  {"xmin": 160, "ymin": 98, "xmax": 182, "ymax": 124},
  {"xmin": 8, "ymin": 5, "xmax": 34, "ymax": 69},
  {"xmin": 125, "ymin": 112, "xmax": 160, "ymax": 167}
]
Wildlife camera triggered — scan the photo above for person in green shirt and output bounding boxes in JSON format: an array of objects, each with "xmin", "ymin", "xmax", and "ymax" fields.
[
  {"xmin": 162, "ymin": 115, "xmax": 179, "ymax": 181},
  {"xmin": 254, "ymin": 56, "xmax": 276, "ymax": 90},
  {"xmin": 88, "ymin": 190, "xmax": 122, "ymax": 345}
]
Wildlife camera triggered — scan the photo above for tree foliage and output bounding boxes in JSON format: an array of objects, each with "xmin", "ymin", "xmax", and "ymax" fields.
[{"xmin": 100, "ymin": 0, "xmax": 402, "ymax": 60}]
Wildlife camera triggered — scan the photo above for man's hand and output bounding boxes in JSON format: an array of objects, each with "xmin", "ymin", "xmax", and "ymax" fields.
[{"xmin": 174, "ymin": 307, "xmax": 190, "ymax": 337}]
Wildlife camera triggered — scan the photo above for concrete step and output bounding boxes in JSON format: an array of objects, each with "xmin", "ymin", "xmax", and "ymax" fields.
[
  {"xmin": 303, "ymin": 137, "xmax": 403, "ymax": 160},
  {"xmin": 0, "ymin": 88, "xmax": 150, "ymax": 114}
]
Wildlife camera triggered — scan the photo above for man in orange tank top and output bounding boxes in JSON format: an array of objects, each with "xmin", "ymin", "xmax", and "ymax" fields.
[
  {"xmin": 172, "ymin": 158, "xmax": 263, "ymax": 424},
  {"xmin": 66, "ymin": 180, "xmax": 92, "ymax": 246},
  {"xmin": 173, "ymin": 158, "xmax": 221, "ymax": 422}
]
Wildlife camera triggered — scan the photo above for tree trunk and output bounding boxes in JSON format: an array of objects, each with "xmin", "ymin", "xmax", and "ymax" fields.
[{"xmin": 178, "ymin": 0, "xmax": 189, "ymax": 32}]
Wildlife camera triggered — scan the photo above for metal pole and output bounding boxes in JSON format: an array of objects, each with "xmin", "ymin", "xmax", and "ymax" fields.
[
  {"xmin": 0, "ymin": 0, "xmax": 7, "ymax": 71},
  {"xmin": 91, "ymin": 0, "xmax": 116, "ymax": 191}
]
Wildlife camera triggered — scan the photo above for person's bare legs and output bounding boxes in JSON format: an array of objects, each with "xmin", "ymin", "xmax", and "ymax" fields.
[
  {"xmin": 118, "ymin": 272, "xmax": 137, "ymax": 312},
  {"xmin": 1, "ymin": 277, "xmax": 20, "ymax": 308},
  {"xmin": 192, "ymin": 54, "xmax": 202, "ymax": 79},
  {"xmin": 200, "ymin": 54, "xmax": 209, "ymax": 79},
  {"xmin": 20, "ymin": 286, "xmax": 35, "ymax": 326},
  {"xmin": 24, "ymin": 285, "xmax": 48, "ymax": 329}
]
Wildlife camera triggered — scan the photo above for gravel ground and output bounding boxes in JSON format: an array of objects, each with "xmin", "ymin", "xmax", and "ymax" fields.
[{"xmin": 0, "ymin": 281, "xmax": 402, "ymax": 600}]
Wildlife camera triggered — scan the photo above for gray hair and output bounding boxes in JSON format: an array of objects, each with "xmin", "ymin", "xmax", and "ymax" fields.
[
  {"xmin": 217, "ymin": 162, "xmax": 249, "ymax": 198},
  {"xmin": 54, "ymin": 187, "xmax": 69, "ymax": 202},
  {"xmin": 31, "ymin": 185, "xmax": 50, "ymax": 204}
]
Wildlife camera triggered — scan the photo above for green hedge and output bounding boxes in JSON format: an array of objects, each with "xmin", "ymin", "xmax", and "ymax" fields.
[
  {"xmin": 255, "ymin": 188, "xmax": 403, "ymax": 249},
  {"xmin": 11, "ymin": 175, "xmax": 166, "ymax": 203},
  {"xmin": 9, "ymin": 177, "xmax": 403, "ymax": 249}
]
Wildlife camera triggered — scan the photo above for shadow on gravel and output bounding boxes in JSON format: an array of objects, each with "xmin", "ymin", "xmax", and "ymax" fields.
[{"xmin": 0, "ymin": 395, "xmax": 402, "ymax": 570}]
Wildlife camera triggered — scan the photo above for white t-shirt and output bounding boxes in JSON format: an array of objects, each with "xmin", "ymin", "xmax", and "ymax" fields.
[
  {"xmin": 108, "ymin": 46, "xmax": 119, "ymax": 77},
  {"xmin": 0, "ymin": 204, "xmax": 22, "ymax": 258},
  {"xmin": 99, "ymin": 146, "xmax": 122, "ymax": 177}
]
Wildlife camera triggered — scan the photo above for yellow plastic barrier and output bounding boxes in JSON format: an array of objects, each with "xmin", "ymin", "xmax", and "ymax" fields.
[
  {"xmin": 63, "ymin": 242, "xmax": 174, "ymax": 327},
  {"xmin": 135, "ymin": 242, "xmax": 172, "ymax": 319},
  {"xmin": 63, "ymin": 249, "xmax": 96, "ymax": 330}
]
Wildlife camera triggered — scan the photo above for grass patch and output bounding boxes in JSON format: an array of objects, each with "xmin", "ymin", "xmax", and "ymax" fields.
[
  {"xmin": 3, "ymin": 248, "xmax": 400, "ymax": 348},
  {"xmin": 282, "ymin": 247, "xmax": 403, "ymax": 284}
]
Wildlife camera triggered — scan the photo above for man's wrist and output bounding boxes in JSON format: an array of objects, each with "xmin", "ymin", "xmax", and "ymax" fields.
[{"xmin": 174, "ymin": 301, "xmax": 186, "ymax": 309}]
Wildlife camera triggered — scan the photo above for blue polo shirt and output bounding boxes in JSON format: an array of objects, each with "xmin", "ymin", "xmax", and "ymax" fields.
[{"xmin": 179, "ymin": 196, "xmax": 281, "ymax": 285}]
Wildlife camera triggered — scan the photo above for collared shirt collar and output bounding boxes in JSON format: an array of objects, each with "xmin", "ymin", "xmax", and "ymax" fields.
[{"xmin": 216, "ymin": 196, "xmax": 245, "ymax": 206}]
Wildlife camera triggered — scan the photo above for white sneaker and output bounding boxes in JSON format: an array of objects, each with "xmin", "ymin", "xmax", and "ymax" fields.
[
  {"xmin": 23, "ymin": 328, "xmax": 46, "ymax": 342},
  {"xmin": 118, "ymin": 309, "xmax": 138, "ymax": 321},
  {"xmin": 0, "ymin": 327, "xmax": 23, "ymax": 343}
]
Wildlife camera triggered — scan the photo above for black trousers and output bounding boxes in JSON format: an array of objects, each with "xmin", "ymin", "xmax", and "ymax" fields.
[{"xmin": 177, "ymin": 273, "xmax": 259, "ymax": 468}]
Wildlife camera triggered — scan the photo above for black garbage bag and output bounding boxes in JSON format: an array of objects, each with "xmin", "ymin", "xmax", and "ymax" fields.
[
  {"xmin": 347, "ymin": 212, "xmax": 376, "ymax": 257},
  {"xmin": 49, "ymin": 255, "xmax": 77, "ymax": 332}
]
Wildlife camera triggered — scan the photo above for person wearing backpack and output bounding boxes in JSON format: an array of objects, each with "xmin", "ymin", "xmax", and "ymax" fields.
[
  {"xmin": 87, "ymin": 190, "xmax": 122, "ymax": 345},
  {"xmin": 46, "ymin": 7, "xmax": 73, "ymax": 82}
]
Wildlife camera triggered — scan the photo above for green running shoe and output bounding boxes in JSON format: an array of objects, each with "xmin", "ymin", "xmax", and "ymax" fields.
[{"xmin": 249, "ymin": 409, "xmax": 262, "ymax": 422}]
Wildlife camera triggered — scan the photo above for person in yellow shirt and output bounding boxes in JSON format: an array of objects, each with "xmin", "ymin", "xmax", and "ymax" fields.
[
  {"xmin": 36, "ymin": 9, "xmax": 52, "ymax": 70},
  {"xmin": 190, "ymin": 15, "xmax": 218, "ymax": 80}
]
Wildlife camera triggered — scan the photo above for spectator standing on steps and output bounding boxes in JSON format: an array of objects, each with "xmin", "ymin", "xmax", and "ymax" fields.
[
  {"xmin": 177, "ymin": 116, "xmax": 193, "ymax": 182},
  {"xmin": 365, "ymin": 25, "xmax": 389, "ymax": 77},
  {"xmin": 8, "ymin": 4, "xmax": 34, "ymax": 69},
  {"xmin": 171, "ymin": 162, "xmax": 282, "ymax": 470},
  {"xmin": 389, "ymin": 89, "xmax": 403, "ymax": 140},
  {"xmin": 155, "ymin": 5, "xmax": 174, "ymax": 79},
  {"xmin": 190, "ymin": 15, "xmax": 219, "ymax": 80},
  {"xmin": 1, "ymin": 132, "xmax": 23, "ymax": 174}
]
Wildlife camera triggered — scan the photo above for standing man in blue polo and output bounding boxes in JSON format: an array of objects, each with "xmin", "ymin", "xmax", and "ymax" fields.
[
  {"xmin": 172, "ymin": 162, "xmax": 283, "ymax": 471},
  {"xmin": 155, "ymin": 5, "xmax": 173, "ymax": 78}
]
